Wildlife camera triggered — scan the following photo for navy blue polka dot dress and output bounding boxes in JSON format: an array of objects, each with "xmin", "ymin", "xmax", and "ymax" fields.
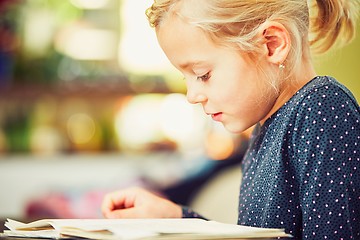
[{"xmin": 183, "ymin": 76, "xmax": 360, "ymax": 239}]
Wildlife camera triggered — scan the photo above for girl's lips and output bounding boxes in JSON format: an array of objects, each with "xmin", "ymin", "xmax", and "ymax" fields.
[{"xmin": 211, "ymin": 112, "xmax": 223, "ymax": 122}]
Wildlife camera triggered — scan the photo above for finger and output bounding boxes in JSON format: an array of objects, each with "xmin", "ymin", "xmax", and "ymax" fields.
[
  {"xmin": 101, "ymin": 191, "xmax": 126, "ymax": 216},
  {"xmin": 101, "ymin": 188, "xmax": 140, "ymax": 217},
  {"xmin": 105, "ymin": 208, "xmax": 143, "ymax": 219}
]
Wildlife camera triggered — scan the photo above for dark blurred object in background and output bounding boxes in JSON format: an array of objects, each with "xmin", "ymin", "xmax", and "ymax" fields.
[{"xmin": 0, "ymin": 0, "xmax": 22, "ymax": 86}]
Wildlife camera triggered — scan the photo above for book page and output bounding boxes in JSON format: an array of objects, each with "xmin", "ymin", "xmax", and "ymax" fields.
[
  {"xmin": 4, "ymin": 218, "xmax": 291, "ymax": 239},
  {"xmin": 51, "ymin": 219, "xmax": 287, "ymax": 236}
]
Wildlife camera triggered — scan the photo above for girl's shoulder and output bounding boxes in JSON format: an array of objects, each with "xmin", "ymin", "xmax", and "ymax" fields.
[
  {"xmin": 294, "ymin": 76, "xmax": 358, "ymax": 108},
  {"xmin": 264, "ymin": 76, "xmax": 359, "ymax": 129},
  {"xmin": 282, "ymin": 76, "xmax": 360, "ymax": 132}
]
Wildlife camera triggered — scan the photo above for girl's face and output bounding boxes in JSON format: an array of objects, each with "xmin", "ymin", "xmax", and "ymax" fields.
[{"xmin": 156, "ymin": 16, "xmax": 278, "ymax": 133}]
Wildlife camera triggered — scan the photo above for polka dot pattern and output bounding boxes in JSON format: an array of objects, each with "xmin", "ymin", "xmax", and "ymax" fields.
[
  {"xmin": 238, "ymin": 76, "xmax": 360, "ymax": 239},
  {"xmin": 181, "ymin": 76, "xmax": 359, "ymax": 239}
]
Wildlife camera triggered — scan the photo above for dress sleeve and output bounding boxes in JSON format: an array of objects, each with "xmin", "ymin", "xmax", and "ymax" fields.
[
  {"xmin": 181, "ymin": 206, "xmax": 208, "ymax": 219},
  {"xmin": 293, "ymin": 85, "xmax": 360, "ymax": 239}
]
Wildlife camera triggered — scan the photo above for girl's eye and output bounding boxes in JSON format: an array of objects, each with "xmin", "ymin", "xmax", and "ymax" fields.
[{"xmin": 197, "ymin": 72, "xmax": 210, "ymax": 82}]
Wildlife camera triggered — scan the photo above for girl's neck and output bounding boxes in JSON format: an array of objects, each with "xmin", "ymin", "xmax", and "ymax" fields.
[{"xmin": 260, "ymin": 59, "xmax": 317, "ymax": 125}]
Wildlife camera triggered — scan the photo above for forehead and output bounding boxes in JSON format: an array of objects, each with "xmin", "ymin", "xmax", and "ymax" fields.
[{"xmin": 156, "ymin": 15, "xmax": 219, "ymax": 68}]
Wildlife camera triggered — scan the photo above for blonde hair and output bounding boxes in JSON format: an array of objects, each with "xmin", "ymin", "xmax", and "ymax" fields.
[
  {"xmin": 146, "ymin": 0, "xmax": 359, "ymax": 87},
  {"xmin": 309, "ymin": 0, "xmax": 359, "ymax": 53}
]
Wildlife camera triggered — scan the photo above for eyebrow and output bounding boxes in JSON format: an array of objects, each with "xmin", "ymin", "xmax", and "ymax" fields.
[{"xmin": 179, "ymin": 61, "xmax": 205, "ymax": 70}]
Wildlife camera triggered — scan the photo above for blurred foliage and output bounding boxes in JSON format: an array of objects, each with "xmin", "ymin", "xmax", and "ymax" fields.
[{"xmin": 0, "ymin": 0, "xmax": 83, "ymax": 84}]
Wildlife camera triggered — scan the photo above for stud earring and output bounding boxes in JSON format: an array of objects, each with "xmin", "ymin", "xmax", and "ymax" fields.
[{"xmin": 279, "ymin": 63, "xmax": 285, "ymax": 69}]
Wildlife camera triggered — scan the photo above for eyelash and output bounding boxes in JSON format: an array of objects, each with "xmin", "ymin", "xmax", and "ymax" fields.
[{"xmin": 197, "ymin": 72, "xmax": 211, "ymax": 82}]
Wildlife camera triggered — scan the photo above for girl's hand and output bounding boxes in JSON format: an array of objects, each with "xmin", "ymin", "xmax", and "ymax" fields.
[{"xmin": 101, "ymin": 187, "xmax": 182, "ymax": 219}]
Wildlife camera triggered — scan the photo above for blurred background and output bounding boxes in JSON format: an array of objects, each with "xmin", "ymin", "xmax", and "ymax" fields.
[{"xmin": 0, "ymin": 0, "xmax": 359, "ymax": 225}]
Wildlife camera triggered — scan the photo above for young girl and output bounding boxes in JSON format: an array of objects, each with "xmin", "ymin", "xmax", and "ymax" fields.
[{"xmin": 102, "ymin": 0, "xmax": 360, "ymax": 239}]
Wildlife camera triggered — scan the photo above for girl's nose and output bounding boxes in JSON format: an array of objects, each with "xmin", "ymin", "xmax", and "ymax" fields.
[{"xmin": 186, "ymin": 82, "xmax": 207, "ymax": 104}]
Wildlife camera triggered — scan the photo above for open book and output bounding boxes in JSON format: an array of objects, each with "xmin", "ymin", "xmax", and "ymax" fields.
[{"xmin": 3, "ymin": 218, "xmax": 292, "ymax": 239}]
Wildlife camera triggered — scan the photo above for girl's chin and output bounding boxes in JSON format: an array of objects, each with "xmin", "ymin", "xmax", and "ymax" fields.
[
  {"xmin": 222, "ymin": 123, "xmax": 246, "ymax": 134},
  {"xmin": 222, "ymin": 122, "xmax": 251, "ymax": 134}
]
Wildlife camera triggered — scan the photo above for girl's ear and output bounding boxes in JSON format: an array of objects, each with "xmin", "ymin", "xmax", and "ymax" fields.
[{"xmin": 258, "ymin": 21, "xmax": 290, "ymax": 66}]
